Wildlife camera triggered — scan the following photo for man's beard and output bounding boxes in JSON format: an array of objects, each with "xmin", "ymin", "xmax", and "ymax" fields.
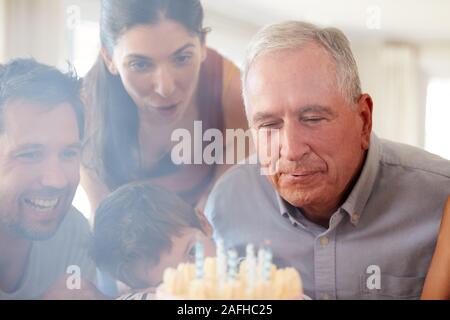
[
  {"xmin": 12, "ymin": 213, "xmax": 65, "ymax": 241},
  {"xmin": 0, "ymin": 187, "xmax": 71, "ymax": 241}
]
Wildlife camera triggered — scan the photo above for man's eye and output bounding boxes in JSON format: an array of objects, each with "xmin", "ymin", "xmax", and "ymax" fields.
[
  {"xmin": 16, "ymin": 151, "xmax": 42, "ymax": 162},
  {"xmin": 173, "ymin": 54, "xmax": 192, "ymax": 66},
  {"xmin": 259, "ymin": 122, "xmax": 280, "ymax": 129},
  {"xmin": 303, "ymin": 117, "xmax": 325, "ymax": 124},
  {"xmin": 61, "ymin": 149, "xmax": 80, "ymax": 160}
]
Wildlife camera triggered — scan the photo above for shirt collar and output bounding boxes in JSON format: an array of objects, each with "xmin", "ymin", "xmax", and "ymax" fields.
[
  {"xmin": 340, "ymin": 133, "xmax": 380, "ymax": 225},
  {"xmin": 277, "ymin": 133, "xmax": 381, "ymax": 227},
  {"xmin": 276, "ymin": 194, "xmax": 301, "ymax": 224}
]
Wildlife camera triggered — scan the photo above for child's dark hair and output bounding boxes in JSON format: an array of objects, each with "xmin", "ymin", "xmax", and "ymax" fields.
[{"xmin": 93, "ymin": 182, "xmax": 203, "ymax": 288}]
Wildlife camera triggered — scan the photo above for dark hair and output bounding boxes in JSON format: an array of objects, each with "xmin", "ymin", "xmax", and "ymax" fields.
[
  {"xmin": 83, "ymin": 0, "xmax": 207, "ymax": 190},
  {"xmin": 92, "ymin": 182, "xmax": 203, "ymax": 288},
  {"xmin": 0, "ymin": 58, "xmax": 84, "ymax": 138}
]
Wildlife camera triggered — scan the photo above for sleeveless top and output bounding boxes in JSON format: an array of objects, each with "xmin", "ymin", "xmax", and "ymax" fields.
[{"xmin": 139, "ymin": 48, "xmax": 227, "ymax": 206}]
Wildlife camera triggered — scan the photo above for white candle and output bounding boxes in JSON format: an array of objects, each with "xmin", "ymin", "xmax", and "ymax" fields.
[
  {"xmin": 227, "ymin": 249, "xmax": 238, "ymax": 281},
  {"xmin": 263, "ymin": 248, "xmax": 273, "ymax": 282},
  {"xmin": 246, "ymin": 244, "xmax": 256, "ymax": 290},
  {"xmin": 195, "ymin": 239, "xmax": 204, "ymax": 279},
  {"xmin": 257, "ymin": 247, "xmax": 265, "ymax": 281},
  {"xmin": 216, "ymin": 238, "xmax": 227, "ymax": 283}
]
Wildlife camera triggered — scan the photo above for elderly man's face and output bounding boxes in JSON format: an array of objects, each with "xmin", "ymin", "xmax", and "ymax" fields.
[
  {"xmin": 0, "ymin": 100, "xmax": 81, "ymax": 240},
  {"xmin": 246, "ymin": 43, "xmax": 372, "ymax": 221}
]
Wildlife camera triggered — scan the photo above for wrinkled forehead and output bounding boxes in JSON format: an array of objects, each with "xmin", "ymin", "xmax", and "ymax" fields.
[
  {"xmin": 244, "ymin": 46, "xmax": 339, "ymax": 115},
  {"xmin": 248, "ymin": 44, "xmax": 337, "ymax": 89}
]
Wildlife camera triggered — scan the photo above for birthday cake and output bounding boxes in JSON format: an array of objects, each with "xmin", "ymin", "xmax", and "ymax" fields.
[{"xmin": 156, "ymin": 242, "xmax": 303, "ymax": 300}]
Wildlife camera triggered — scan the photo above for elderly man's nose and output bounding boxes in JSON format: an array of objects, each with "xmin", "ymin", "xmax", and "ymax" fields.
[{"xmin": 280, "ymin": 126, "xmax": 310, "ymax": 161}]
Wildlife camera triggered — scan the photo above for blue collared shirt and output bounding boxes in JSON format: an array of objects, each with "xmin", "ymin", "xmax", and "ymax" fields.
[{"xmin": 205, "ymin": 134, "xmax": 450, "ymax": 299}]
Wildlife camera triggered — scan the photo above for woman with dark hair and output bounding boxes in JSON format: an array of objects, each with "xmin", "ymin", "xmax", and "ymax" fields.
[{"xmin": 82, "ymin": 0, "xmax": 249, "ymax": 212}]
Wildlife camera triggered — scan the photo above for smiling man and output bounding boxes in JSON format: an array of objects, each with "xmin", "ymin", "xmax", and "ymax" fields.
[
  {"xmin": 205, "ymin": 21, "xmax": 450, "ymax": 299},
  {"xmin": 0, "ymin": 59, "xmax": 98, "ymax": 299}
]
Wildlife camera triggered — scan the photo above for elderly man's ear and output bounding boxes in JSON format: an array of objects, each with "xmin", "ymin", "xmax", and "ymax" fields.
[
  {"xmin": 195, "ymin": 208, "xmax": 213, "ymax": 238},
  {"xmin": 356, "ymin": 93, "xmax": 373, "ymax": 150}
]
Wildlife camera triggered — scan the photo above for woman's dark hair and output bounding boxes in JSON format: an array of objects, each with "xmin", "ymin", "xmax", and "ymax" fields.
[{"xmin": 83, "ymin": 0, "xmax": 207, "ymax": 190}]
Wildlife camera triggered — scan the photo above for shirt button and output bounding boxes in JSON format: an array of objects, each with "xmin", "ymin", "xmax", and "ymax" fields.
[
  {"xmin": 320, "ymin": 237, "xmax": 329, "ymax": 246},
  {"xmin": 351, "ymin": 213, "xmax": 360, "ymax": 224}
]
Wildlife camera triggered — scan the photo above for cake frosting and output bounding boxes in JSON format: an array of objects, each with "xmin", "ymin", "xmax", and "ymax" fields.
[{"xmin": 156, "ymin": 242, "xmax": 303, "ymax": 300}]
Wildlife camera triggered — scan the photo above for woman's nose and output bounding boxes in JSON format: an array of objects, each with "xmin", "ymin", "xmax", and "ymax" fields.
[{"xmin": 153, "ymin": 66, "xmax": 175, "ymax": 98}]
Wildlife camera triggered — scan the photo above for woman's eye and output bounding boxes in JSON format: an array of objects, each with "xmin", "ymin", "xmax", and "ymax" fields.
[
  {"xmin": 129, "ymin": 60, "xmax": 151, "ymax": 72},
  {"xmin": 173, "ymin": 54, "xmax": 192, "ymax": 66}
]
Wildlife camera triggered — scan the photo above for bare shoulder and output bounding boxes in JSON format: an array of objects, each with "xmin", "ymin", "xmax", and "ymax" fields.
[{"xmin": 440, "ymin": 197, "xmax": 450, "ymax": 239}]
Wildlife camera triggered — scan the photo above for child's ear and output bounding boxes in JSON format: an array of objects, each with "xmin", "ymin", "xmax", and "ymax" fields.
[{"xmin": 195, "ymin": 208, "xmax": 213, "ymax": 238}]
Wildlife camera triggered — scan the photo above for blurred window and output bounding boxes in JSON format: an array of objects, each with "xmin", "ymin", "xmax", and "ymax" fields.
[{"xmin": 425, "ymin": 78, "xmax": 450, "ymax": 160}]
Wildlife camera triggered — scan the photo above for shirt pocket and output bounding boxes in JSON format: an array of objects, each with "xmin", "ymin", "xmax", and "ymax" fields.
[{"xmin": 360, "ymin": 273, "xmax": 425, "ymax": 299}]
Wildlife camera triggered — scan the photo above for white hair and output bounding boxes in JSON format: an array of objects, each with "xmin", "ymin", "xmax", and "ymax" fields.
[{"xmin": 242, "ymin": 21, "xmax": 362, "ymax": 109}]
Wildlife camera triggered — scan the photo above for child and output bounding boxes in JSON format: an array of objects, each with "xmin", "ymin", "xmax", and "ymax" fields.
[
  {"xmin": 421, "ymin": 196, "xmax": 450, "ymax": 299},
  {"xmin": 92, "ymin": 182, "xmax": 215, "ymax": 300}
]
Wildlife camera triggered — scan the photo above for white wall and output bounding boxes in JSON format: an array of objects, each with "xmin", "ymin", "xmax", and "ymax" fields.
[
  {"xmin": 204, "ymin": 11, "xmax": 259, "ymax": 67},
  {"xmin": 0, "ymin": 0, "xmax": 67, "ymax": 67},
  {"xmin": 419, "ymin": 45, "xmax": 450, "ymax": 78},
  {"xmin": 0, "ymin": 1, "xmax": 5, "ymax": 62},
  {"xmin": 353, "ymin": 43, "xmax": 424, "ymax": 147}
]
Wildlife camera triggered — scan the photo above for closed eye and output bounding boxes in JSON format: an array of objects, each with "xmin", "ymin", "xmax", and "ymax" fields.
[
  {"xmin": 60, "ymin": 149, "xmax": 80, "ymax": 161},
  {"xmin": 302, "ymin": 117, "xmax": 326, "ymax": 124},
  {"xmin": 15, "ymin": 151, "xmax": 43, "ymax": 162},
  {"xmin": 258, "ymin": 121, "xmax": 282, "ymax": 129}
]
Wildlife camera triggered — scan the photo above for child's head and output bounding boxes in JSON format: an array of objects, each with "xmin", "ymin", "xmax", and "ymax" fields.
[{"xmin": 93, "ymin": 182, "xmax": 215, "ymax": 289}]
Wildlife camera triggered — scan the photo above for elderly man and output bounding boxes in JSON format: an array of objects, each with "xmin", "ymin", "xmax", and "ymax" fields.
[
  {"xmin": 205, "ymin": 21, "xmax": 450, "ymax": 300},
  {"xmin": 0, "ymin": 59, "xmax": 100, "ymax": 299}
]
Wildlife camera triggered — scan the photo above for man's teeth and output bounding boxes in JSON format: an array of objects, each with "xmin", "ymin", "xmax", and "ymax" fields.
[{"xmin": 25, "ymin": 198, "xmax": 59, "ymax": 211}]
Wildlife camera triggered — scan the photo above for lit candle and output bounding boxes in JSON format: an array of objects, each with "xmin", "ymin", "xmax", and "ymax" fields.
[
  {"xmin": 195, "ymin": 238, "xmax": 204, "ymax": 279},
  {"xmin": 257, "ymin": 246, "xmax": 265, "ymax": 281},
  {"xmin": 216, "ymin": 238, "xmax": 227, "ymax": 283},
  {"xmin": 263, "ymin": 247, "xmax": 273, "ymax": 282},
  {"xmin": 246, "ymin": 244, "xmax": 256, "ymax": 290},
  {"xmin": 227, "ymin": 249, "xmax": 238, "ymax": 281}
]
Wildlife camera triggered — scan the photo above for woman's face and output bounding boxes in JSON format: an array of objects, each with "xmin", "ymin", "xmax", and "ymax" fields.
[{"xmin": 105, "ymin": 19, "xmax": 207, "ymax": 125}]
